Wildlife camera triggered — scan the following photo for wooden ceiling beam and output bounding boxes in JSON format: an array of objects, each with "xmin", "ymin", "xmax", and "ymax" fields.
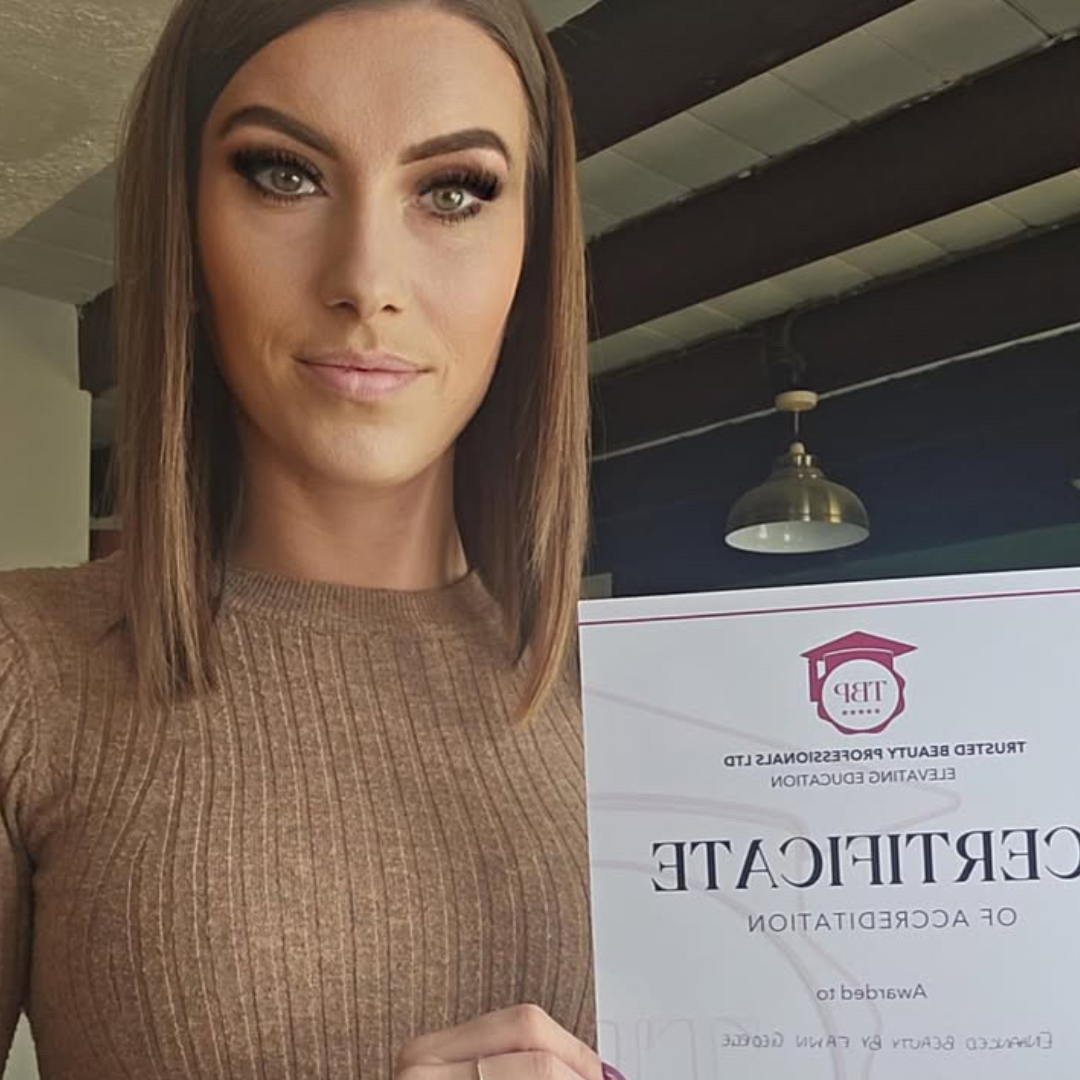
[
  {"xmin": 591, "ymin": 220, "xmax": 1080, "ymax": 456},
  {"xmin": 586, "ymin": 35, "xmax": 1080, "ymax": 340},
  {"xmin": 550, "ymin": 0, "xmax": 917, "ymax": 159}
]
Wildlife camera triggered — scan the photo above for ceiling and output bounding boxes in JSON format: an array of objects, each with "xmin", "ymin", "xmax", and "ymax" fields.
[
  {"xmin": 1, "ymin": 0, "xmax": 1079, "ymax": 417},
  {"xmin": 578, "ymin": 0, "xmax": 1080, "ymax": 376},
  {"xmin": 0, "ymin": 0, "xmax": 593, "ymax": 302}
]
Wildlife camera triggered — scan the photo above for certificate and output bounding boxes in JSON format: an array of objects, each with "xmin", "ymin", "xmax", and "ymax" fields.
[{"xmin": 577, "ymin": 567, "xmax": 1080, "ymax": 1080}]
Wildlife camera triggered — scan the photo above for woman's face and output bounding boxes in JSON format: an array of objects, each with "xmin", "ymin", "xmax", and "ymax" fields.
[{"xmin": 196, "ymin": 4, "xmax": 531, "ymax": 495}]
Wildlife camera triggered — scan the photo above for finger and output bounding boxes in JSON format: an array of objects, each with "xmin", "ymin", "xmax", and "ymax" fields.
[
  {"xmin": 396, "ymin": 1052, "xmax": 588, "ymax": 1080},
  {"xmin": 477, "ymin": 1050, "xmax": 592, "ymax": 1080},
  {"xmin": 396, "ymin": 1004, "xmax": 603, "ymax": 1080},
  {"xmin": 394, "ymin": 1062, "xmax": 481, "ymax": 1080}
]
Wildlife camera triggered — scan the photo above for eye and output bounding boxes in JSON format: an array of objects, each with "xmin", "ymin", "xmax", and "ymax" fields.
[
  {"xmin": 430, "ymin": 188, "xmax": 474, "ymax": 214},
  {"xmin": 231, "ymin": 147, "xmax": 323, "ymax": 204},
  {"xmin": 419, "ymin": 168, "xmax": 502, "ymax": 224}
]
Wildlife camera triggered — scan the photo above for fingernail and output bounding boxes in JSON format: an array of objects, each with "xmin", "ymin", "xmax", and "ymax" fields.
[{"xmin": 602, "ymin": 1063, "xmax": 629, "ymax": 1080}]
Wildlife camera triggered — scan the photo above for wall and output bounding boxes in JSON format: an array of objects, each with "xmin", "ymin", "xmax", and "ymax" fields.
[
  {"xmin": 0, "ymin": 285, "xmax": 90, "ymax": 571},
  {"xmin": 0, "ymin": 285, "xmax": 88, "ymax": 1080}
]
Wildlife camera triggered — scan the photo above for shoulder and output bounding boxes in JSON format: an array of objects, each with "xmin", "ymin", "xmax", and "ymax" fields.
[
  {"xmin": 0, "ymin": 559, "xmax": 122, "ymax": 848},
  {"xmin": 0, "ymin": 554, "xmax": 124, "ymax": 679}
]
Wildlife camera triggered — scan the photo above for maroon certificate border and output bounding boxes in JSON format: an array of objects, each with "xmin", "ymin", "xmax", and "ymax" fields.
[{"xmin": 578, "ymin": 584, "xmax": 1080, "ymax": 628}]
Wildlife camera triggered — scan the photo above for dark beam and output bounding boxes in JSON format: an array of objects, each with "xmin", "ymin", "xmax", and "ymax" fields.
[
  {"xmin": 587, "ymin": 35, "xmax": 1080, "ymax": 340},
  {"xmin": 78, "ymin": 287, "xmax": 113, "ymax": 396},
  {"xmin": 550, "ymin": 0, "xmax": 916, "ymax": 159},
  {"xmin": 591, "ymin": 219, "xmax": 1080, "ymax": 456}
]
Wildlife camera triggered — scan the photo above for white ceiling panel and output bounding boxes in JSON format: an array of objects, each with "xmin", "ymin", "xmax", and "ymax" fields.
[
  {"xmin": 589, "ymin": 325, "xmax": 682, "ymax": 376},
  {"xmin": 577, "ymin": 150, "xmax": 691, "ymax": 221},
  {"xmin": 0, "ymin": 264, "xmax": 82, "ymax": 304},
  {"xmin": 1007, "ymin": 0, "xmax": 1080, "ymax": 33},
  {"xmin": 774, "ymin": 28, "xmax": 944, "ymax": 120},
  {"xmin": 581, "ymin": 200, "xmax": 621, "ymax": 238},
  {"xmin": 586, "ymin": 179, "xmax": 1080, "ymax": 380},
  {"xmin": 707, "ymin": 279, "xmax": 803, "ymax": 324},
  {"xmin": 529, "ymin": 0, "xmax": 598, "ymax": 30},
  {"xmin": 839, "ymin": 230, "xmax": 948, "ymax": 275},
  {"xmin": 0, "ymin": 234, "xmax": 111, "ymax": 279},
  {"xmin": 912, "ymin": 202, "xmax": 1028, "ymax": 251},
  {"xmin": 866, "ymin": 0, "xmax": 1047, "ymax": 80},
  {"xmin": 690, "ymin": 74, "xmax": 848, "ymax": 158},
  {"xmin": 770, "ymin": 256, "xmax": 873, "ymax": 300},
  {"xmin": 0, "ymin": 236, "xmax": 112, "ymax": 304},
  {"xmin": 614, "ymin": 113, "xmax": 765, "ymax": 190},
  {"xmin": 640, "ymin": 303, "xmax": 743, "ymax": 346},
  {"xmin": 58, "ymin": 164, "xmax": 115, "ymax": 221},
  {"xmin": 21, "ymin": 206, "xmax": 113, "ymax": 263},
  {"xmin": 991, "ymin": 170, "xmax": 1080, "ymax": 225}
]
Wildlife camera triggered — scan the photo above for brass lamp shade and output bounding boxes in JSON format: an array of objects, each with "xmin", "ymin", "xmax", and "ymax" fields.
[{"xmin": 726, "ymin": 441, "xmax": 869, "ymax": 554}]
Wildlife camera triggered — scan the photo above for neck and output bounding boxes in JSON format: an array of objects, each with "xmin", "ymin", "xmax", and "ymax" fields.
[{"xmin": 229, "ymin": 452, "xmax": 468, "ymax": 592}]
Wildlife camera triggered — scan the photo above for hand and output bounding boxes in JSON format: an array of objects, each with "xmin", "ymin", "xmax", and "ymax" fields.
[{"xmin": 394, "ymin": 1003, "xmax": 610, "ymax": 1080}]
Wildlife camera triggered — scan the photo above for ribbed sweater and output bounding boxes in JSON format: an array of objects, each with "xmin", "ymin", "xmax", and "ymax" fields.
[{"xmin": 0, "ymin": 554, "xmax": 596, "ymax": 1080}]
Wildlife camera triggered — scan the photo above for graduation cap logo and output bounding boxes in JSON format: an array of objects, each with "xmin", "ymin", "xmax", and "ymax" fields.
[{"xmin": 802, "ymin": 632, "xmax": 917, "ymax": 735}]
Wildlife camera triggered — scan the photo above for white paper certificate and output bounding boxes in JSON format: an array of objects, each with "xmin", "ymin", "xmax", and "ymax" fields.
[{"xmin": 577, "ymin": 567, "xmax": 1080, "ymax": 1080}]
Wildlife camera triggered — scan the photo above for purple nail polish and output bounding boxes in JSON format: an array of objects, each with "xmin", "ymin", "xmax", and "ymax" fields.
[{"xmin": 602, "ymin": 1063, "xmax": 629, "ymax": 1080}]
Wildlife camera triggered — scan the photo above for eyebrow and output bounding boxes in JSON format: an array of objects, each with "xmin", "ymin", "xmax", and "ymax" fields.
[
  {"xmin": 401, "ymin": 129, "xmax": 512, "ymax": 166},
  {"xmin": 217, "ymin": 105, "xmax": 513, "ymax": 167}
]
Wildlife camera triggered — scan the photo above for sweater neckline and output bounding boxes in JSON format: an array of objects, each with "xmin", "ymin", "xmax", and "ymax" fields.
[{"xmin": 220, "ymin": 561, "xmax": 496, "ymax": 630}]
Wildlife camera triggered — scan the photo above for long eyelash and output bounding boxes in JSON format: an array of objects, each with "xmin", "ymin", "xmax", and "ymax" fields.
[
  {"xmin": 228, "ymin": 151, "xmax": 501, "ymax": 224},
  {"xmin": 421, "ymin": 168, "xmax": 502, "ymax": 225},
  {"xmin": 231, "ymin": 147, "xmax": 323, "ymax": 204}
]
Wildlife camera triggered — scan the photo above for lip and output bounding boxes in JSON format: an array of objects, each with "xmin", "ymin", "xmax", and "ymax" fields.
[
  {"xmin": 300, "ymin": 350, "xmax": 422, "ymax": 373},
  {"xmin": 297, "ymin": 350, "xmax": 425, "ymax": 402}
]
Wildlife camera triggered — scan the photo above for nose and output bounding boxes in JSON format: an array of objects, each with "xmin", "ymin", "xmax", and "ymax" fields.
[{"xmin": 317, "ymin": 193, "xmax": 405, "ymax": 320}]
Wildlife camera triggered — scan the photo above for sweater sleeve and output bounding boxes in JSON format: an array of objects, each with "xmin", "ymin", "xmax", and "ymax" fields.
[{"xmin": 0, "ymin": 613, "xmax": 35, "ymax": 1074}]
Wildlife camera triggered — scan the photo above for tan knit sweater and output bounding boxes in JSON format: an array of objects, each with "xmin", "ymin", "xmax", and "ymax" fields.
[{"xmin": 0, "ymin": 554, "xmax": 596, "ymax": 1080}]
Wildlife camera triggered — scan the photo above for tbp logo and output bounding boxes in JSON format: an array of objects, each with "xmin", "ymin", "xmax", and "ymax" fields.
[{"xmin": 801, "ymin": 631, "xmax": 917, "ymax": 735}]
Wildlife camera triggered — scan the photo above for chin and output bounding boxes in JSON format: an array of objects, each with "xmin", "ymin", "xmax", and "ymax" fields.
[{"xmin": 300, "ymin": 435, "xmax": 450, "ymax": 493}]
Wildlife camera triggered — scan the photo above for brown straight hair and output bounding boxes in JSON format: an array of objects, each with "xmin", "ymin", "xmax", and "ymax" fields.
[{"xmin": 112, "ymin": 0, "xmax": 589, "ymax": 721}]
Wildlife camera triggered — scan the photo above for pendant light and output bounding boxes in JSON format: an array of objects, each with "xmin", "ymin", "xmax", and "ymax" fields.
[{"xmin": 725, "ymin": 389, "xmax": 869, "ymax": 554}]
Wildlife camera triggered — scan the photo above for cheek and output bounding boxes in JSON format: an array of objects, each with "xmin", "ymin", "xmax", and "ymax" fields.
[
  {"xmin": 423, "ymin": 223, "xmax": 525, "ymax": 378},
  {"xmin": 195, "ymin": 178, "xmax": 281, "ymax": 385},
  {"xmin": 198, "ymin": 184, "xmax": 259, "ymax": 314}
]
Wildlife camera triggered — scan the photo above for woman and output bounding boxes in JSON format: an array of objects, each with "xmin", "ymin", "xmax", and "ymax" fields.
[{"xmin": 0, "ymin": 1, "xmax": 624, "ymax": 1078}]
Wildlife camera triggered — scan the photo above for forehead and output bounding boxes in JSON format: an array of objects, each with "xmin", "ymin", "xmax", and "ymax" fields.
[{"xmin": 209, "ymin": 5, "xmax": 530, "ymax": 165}]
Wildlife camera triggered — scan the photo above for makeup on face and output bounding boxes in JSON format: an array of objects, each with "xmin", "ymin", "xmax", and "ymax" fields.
[
  {"xmin": 218, "ymin": 106, "xmax": 513, "ymax": 227},
  {"xmin": 195, "ymin": 5, "xmax": 530, "ymax": 499}
]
